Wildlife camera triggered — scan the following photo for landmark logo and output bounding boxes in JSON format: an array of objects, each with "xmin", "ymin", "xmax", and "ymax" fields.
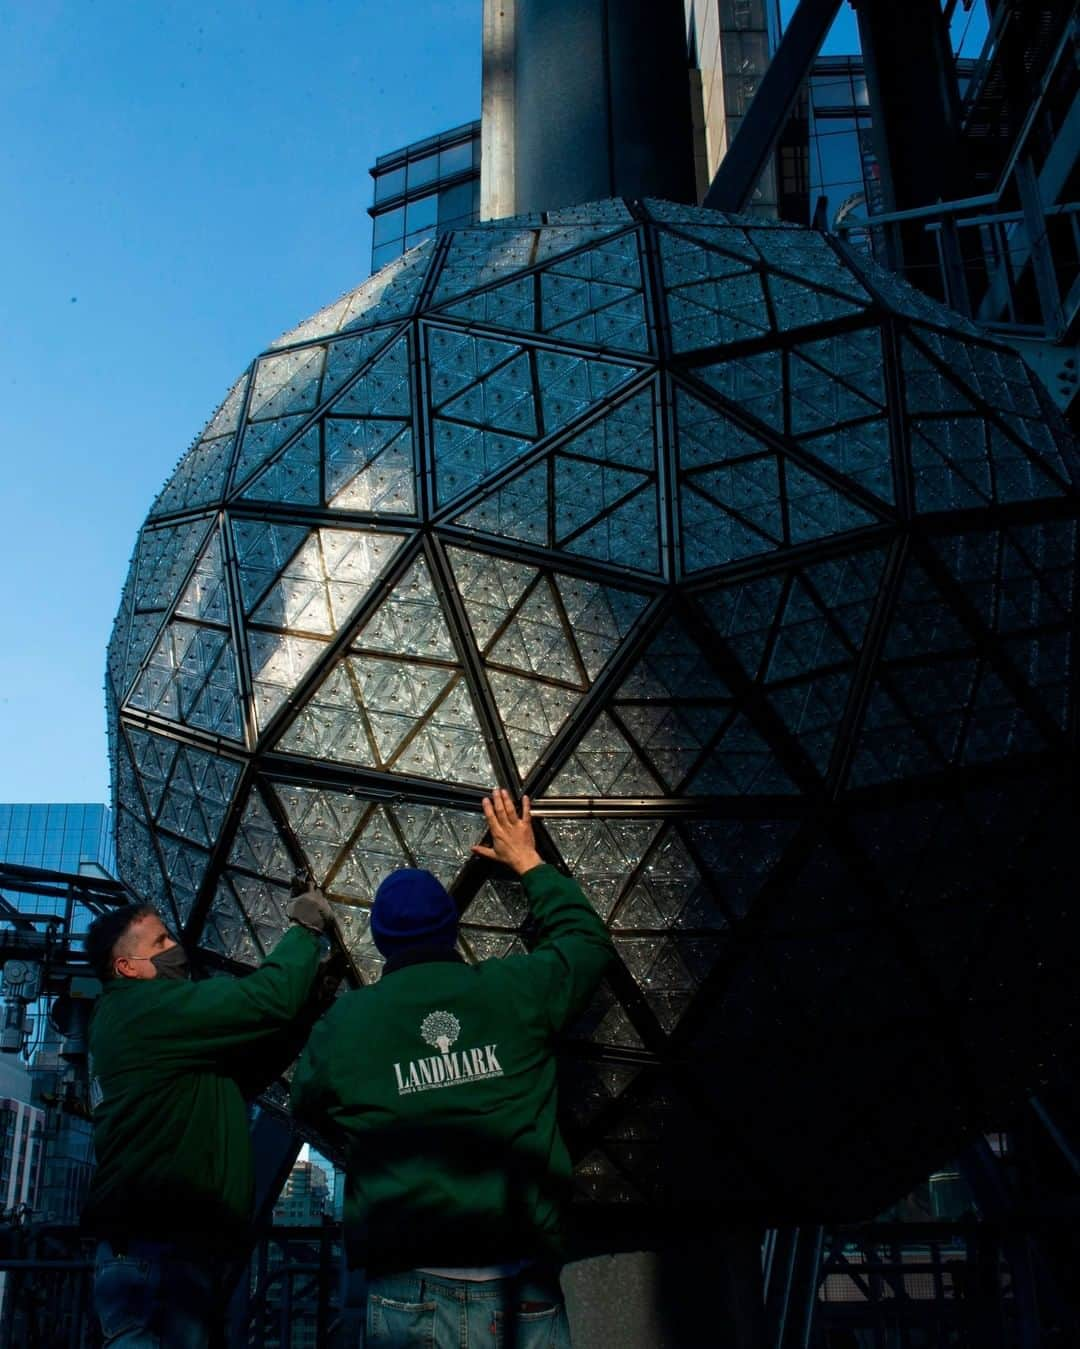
[{"xmin": 393, "ymin": 1009, "xmax": 502, "ymax": 1096}]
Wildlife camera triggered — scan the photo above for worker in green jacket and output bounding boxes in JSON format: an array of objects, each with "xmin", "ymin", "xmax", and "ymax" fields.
[
  {"xmin": 291, "ymin": 788, "xmax": 614, "ymax": 1349},
  {"xmin": 83, "ymin": 885, "xmax": 334, "ymax": 1348}
]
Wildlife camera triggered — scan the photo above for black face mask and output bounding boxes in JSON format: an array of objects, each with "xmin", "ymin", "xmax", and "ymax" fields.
[{"xmin": 149, "ymin": 946, "xmax": 191, "ymax": 981}]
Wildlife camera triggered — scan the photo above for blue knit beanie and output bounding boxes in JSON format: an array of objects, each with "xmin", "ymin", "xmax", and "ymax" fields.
[{"xmin": 370, "ymin": 869, "xmax": 458, "ymax": 956}]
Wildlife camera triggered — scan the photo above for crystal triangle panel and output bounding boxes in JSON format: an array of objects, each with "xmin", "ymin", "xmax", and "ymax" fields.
[
  {"xmin": 752, "ymin": 229, "xmax": 871, "ymax": 302},
  {"xmin": 321, "ymin": 327, "xmax": 404, "ymax": 405},
  {"xmin": 613, "ymin": 935, "xmax": 699, "ymax": 1033},
  {"xmin": 228, "ymin": 871, "xmax": 293, "ymax": 958},
  {"xmin": 446, "ymin": 547, "xmax": 537, "ymax": 650},
  {"xmin": 390, "ymin": 800, "xmax": 487, "ymax": 888},
  {"xmin": 328, "ymin": 333, "xmax": 412, "ymax": 418},
  {"xmin": 611, "ymin": 826, "xmax": 727, "ymax": 933},
  {"xmin": 348, "ymin": 656, "xmax": 458, "ymax": 762},
  {"xmin": 553, "ymin": 458, "xmax": 651, "ymax": 542},
  {"xmin": 324, "ymin": 417, "xmax": 415, "ymax": 513},
  {"xmin": 248, "ymin": 345, "xmax": 326, "ymax": 422},
  {"xmin": 175, "ymin": 528, "xmax": 230, "ymax": 626},
  {"xmin": 796, "ymin": 419, "xmax": 894, "ymax": 504},
  {"xmin": 247, "ymin": 630, "xmax": 329, "ymax": 732},
  {"xmin": 487, "ymin": 671, "xmax": 581, "ymax": 778},
  {"xmin": 688, "ymin": 817, "xmax": 800, "ymax": 920},
  {"xmin": 233, "ymin": 414, "xmax": 310, "ymax": 491},
  {"xmin": 276, "ymin": 660, "xmax": 372, "ymax": 766},
  {"xmin": 695, "ymin": 351, "xmax": 785, "ymax": 434},
  {"xmin": 391, "ymin": 677, "xmax": 496, "ymax": 786},
  {"xmin": 668, "ymin": 270, "xmax": 770, "ymax": 352},
  {"xmin": 439, "ymin": 352, "xmax": 538, "ymax": 437},
  {"xmin": 554, "ymin": 574, "xmax": 649, "ymax": 683},
  {"xmin": 697, "ymin": 573, "xmax": 787, "ymax": 679},
  {"xmin": 250, "ymin": 527, "xmax": 408, "ymax": 635},
  {"xmin": 125, "ymin": 726, "xmax": 179, "ymax": 818},
  {"xmin": 789, "ymin": 347, "xmax": 883, "ymax": 437},
  {"xmin": 128, "ymin": 619, "xmax": 244, "ymax": 742},
  {"xmin": 227, "ymin": 787, "xmax": 295, "ymax": 880},
  {"xmin": 536, "ymin": 350, "xmax": 639, "ymax": 436},
  {"xmin": 685, "ymin": 713, "xmax": 801, "ymax": 795},
  {"xmin": 355, "ymin": 554, "xmax": 456, "ymax": 659},
  {"xmin": 563, "ymin": 486, "xmax": 662, "ymax": 573},
  {"xmin": 328, "ymin": 803, "xmax": 411, "ymax": 899},
  {"xmin": 232, "ymin": 519, "xmax": 310, "ymax": 615},
  {"xmin": 205, "ymin": 881, "xmax": 262, "ymax": 965},
  {"xmin": 433, "ymin": 421, "xmax": 534, "ymax": 509},
  {"xmin": 431, "ymin": 227, "xmax": 538, "ymax": 306},
  {"xmin": 156, "ymin": 743, "xmax": 241, "ymax": 847},
  {"xmin": 427, "ymin": 328, "xmax": 524, "ymax": 408},
  {"xmin": 158, "ymin": 834, "xmax": 210, "ymax": 925},
  {"xmin": 767, "ymin": 273, "xmax": 865, "ymax": 330},
  {"xmin": 557, "ymin": 386, "xmax": 658, "ymax": 471},
  {"xmin": 488, "ymin": 580, "xmax": 583, "ymax": 686},
  {"xmin": 439, "ymin": 276, "xmax": 536, "ymax": 332},
  {"xmin": 546, "ymin": 818, "xmax": 662, "ymax": 920},
  {"xmin": 240, "ymin": 426, "xmax": 321, "ymax": 507},
  {"xmin": 783, "ymin": 460, "xmax": 878, "ymax": 544},
  {"xmin": 273, "ymin": 783, "xmax": 369, "ymax": 884},
  {"xmin": 548, "ymin": 712, "xmax": 665, "ymax": 797},
  {"xmin": 451, "ymin": 462, "xmax": 549, "ymax": 545},
  {"xmin": 151, "ymin": 431, "xmax": 235, "ymax": 517}
]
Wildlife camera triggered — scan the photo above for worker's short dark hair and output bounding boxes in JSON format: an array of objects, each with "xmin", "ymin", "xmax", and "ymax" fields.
[{"xmin": 85, "ymin": 904, "xmax": 158, "ymax": 981}]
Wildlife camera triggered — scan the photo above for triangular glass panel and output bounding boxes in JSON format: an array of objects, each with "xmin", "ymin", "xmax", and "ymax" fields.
[
  {"xmin": 676, "ymin": 387, "xmax": 774, "ymax": 471},
  {"xmin": 662, "ymin": 221, "xmax": 759, "ymax": 263},
  {"xmin": 534, "ymin": 221, "xmax": 627, "ymax": 264},
  {"xmin": 536, "ymin": 351, "xmax": 638, "ymax": 435},
  {"xmin": 232, "ymin": 519, "xmax": 309, "ymax": 615},
  {"xmin": 753, "ymin": 229, "xmax": 871, "ymax": 301},
  {"xmin": 157, "ymin": 744, "xmax": 241, "ymax": 847},
  {"xmin": 686, "ymin": 714, "xmax": 800, "ymax": 795},
  {"xmin": 392, "ymin": 801, "xmax": 486, "ymax": 887},
  {"xmin": 658, "ymin": 228, "xmax": 753, "ymax": 288},
  {"xmin": 248, "ymin": 346, "xmax": 326, "ymax": 422},
  {"xmin": 765, "ymin": 578, "xmax": 853, "ymax": 682},
  {"xmin": 205, "ymin": 883, "xmax": 262, "ymax": 966},
  {"xmin": 229, "ymin": 871, "xmax": 293, "ymax": 958},
  {"xmin": 557, "ymin": 387, "xmax": 657, "ymax": 470},
  {"xmin": 573, "ymin": 1149, "xmax": 646, "ymax": 1204},
  {"xmin": 910, "ymin": 417, "xmax": 993, "ymax": 510},
  {"xmin": 446, "ymin": 547, "xmax": 537, "ymax": 650},
  {"xmin": 567, "ymin": 982, "xmax": 645, "ymax": 1049},
  {"xmin": 116, "ymin": 805, "xmax": 170, "ymax": 914},
  {"xmin": 546, "ymin": 816, "xmax": 661, "ymax": 920},
  {"xmin": 697, "ymin": 573, "xmax": 786, "ymax": 679},
  {"xmin": 901, "ymin": 339, "xmax": 979, "ymax": 416},
  {"xmin": 548, "ymin": 713, "xmax": 664, "ymax": 796},
  {"xmin": 328, "ymin": 333, "xmax": 412, "ymax": 417},
  {"xmin": 487, "ymin": 671, "xmax": 581, "ymax": 778},
  {"xmin": 462, "ymin": 929, "xmax": 527, "ymax": 963},
  {"xmin": 688, "ymin": 818, "xmax": 799, "ymax": 920},
  {"xmin": 321, "ymin": 328, "xmax": 403, "ymax": 405},
  {"xmin": 247, "ymin": 630, "xmax": 328, "ymax": 732},
  {"xmin": 794, "ymin": 328, "xmax": 886, "ymax": 406},
  {"xmin": 555, "ymin": 575, "xmax": 649, "ymax": 683},
  {"xmin": 227, "ymin": 788, "xmax": 295, "ymax": 880},
  {"xmin": 276, "ymin": 660, "xmax": 373, "ymax": 766},
  {"xmin": 987, "ymin": 423, "xmax": 1068, "ymax": 503},
  {"xmin": 432, "ymin": 227, "xmax": 538, "ymax": 306},
  {"xmin": 392, "ymin": 677, "xmax": 496, "ymax": 786},
  {"xmin": 325, "ymin": 419, "xmax": 415, "ymax": 513},
  {"xmin": 783, "ymin": 460, "xmax": 877, "ymax": 543},
  {"xmin": 232, "ymin": 414, "xmax": 310, "ymax": 490},
  {"xmin": 439, "ymin": 276, "xmax": 536, "ymax": 332},
  {"xmin": 126, "ymin": 726, "xmax": 179, "ymax": 818},
  {"xmin": 158, "ymin": 834, "xmax": 210, "ymax": 925},
  {"xmin": 696, "ymin": 351, "xmax": 785, "ymax": 432},
  {"xmin": 789, "ymin": 351, "xmax": 881, "ymax": 437},
  {"xmin": 451, "ymin": 461, "xmax": 549, "ymax": 543},
  {"xmin": 668, "ymin": 272, "xmax": 769, "ymax": 352},
  {"xmin": 439, "ymin": 352, "xmax": 538, "ymax": 437},
  {"xmin": 355, "ymin": 554, "xmax": 455, "ymax": 659},
  {"xmin": 617, "ymin": 703, "xmax": 732, "ymax": 792},
  {"xmin": 151, "ymin": 431, "xmax": 235, "ymax": 517},
  {"xmin": 802, "ymin": 548, "xmax": 887, "ymax": 646},
  {"xmin": 488, "ymin": 581, "xmax": 583, "ymax": 686},
  {"xmin": 768, "ymin": 274, "xmax": 865, "ymax": 330},
  {"xmin": 619, "ymin": 615, "xmax": 728, "ymax": 701},
  {"xmin": 797, "ymin": 419, "xmax": 894, "ymax": 504},
  {"xmin": 132, "ymin": 517, "xmax": 215, "ymax": 614},
  {"xmin": 273, "ymin": 783, "xmax": 368, "ymax": 882},
  {"xmin": 433, "ymin": 421, "xmax": 534, "ymax": 508},
  {"xmin": 685, "ymin": 458, "xmax": 784, "ymax": 545},
  {"xmin": 465, "ymin": 880, "xmax": 526, "ymax": 928},
  {"xmin": 175, "ymin": 527, "xmax": 229, "ymax": 626},
  {"xmin": 128, "ymin": 620, "xmax": 244, "ymax": 742},
  {"xmin": 768, "ymin": 671, "xmax": 854, "ymax": 775},
  {"xmin": 680, "ymin": 484, "xmax": 778, "ymax": 572},
  {"xmin": 327, "ymin": 803, "xmax": 408, "ymax": 898},
  {"xmin": 565, "ymin": 487, "xmax": 662, "ymax": 574},
  {"xmin": 251, "ymin": 527, "xmax": 408, "ymax": 635},
  {"xmin": 349, "ymin": 656, "xmax": 457, "ymax": 763},
  {"xmin": 427, "ymin": 329, "xmax": 524, "ymax": 409},
  {"xmin": 241, "ymin": 426, "xmax": 321, "ymax": 507},
  {"xmin": 554, "ymin": 457, "xmax": 649, "ymax": 542}
]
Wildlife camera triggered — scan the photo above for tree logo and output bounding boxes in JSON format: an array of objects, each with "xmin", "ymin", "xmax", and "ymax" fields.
[{"xmin": 421, "ymin": 1010, "xmax": 461, "ymax": 1055}]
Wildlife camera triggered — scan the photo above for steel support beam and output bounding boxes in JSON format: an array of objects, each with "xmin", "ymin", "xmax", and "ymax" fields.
[{"xmin": 703, "ymin": 0, "xmax": 843, "ymax": 214}]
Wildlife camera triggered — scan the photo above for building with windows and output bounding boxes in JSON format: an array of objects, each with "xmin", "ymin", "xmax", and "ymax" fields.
[
  {"xmin": 369, "ymin": 120, "xmax": 481, "ymax": 272},
  {"xmin": 0, "ymin": 804, "xmax": 115, "ymax": 915}
]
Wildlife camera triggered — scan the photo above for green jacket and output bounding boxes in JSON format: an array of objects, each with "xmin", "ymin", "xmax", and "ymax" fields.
[
  {"xmin": 84, "ymin": 925, "xmax": 322, "ymax": 1250},
  {"xmin": 290, "ymin": 864, "xmax": 613, "ymax": 1273}
]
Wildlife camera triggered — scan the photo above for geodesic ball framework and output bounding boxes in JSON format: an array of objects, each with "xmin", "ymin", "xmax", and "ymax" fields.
[{"xmin": 108, "ymin": 198, "xmax": 1079, "ymax": 1220}]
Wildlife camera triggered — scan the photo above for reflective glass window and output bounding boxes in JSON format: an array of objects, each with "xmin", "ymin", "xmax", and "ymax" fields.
[
  {"xmin": 372, "ymin": 240, "xmax": 403, "ymax": 270},
  {"xmin": 404, "ymin": 227, "xmax": 435, "ymax": 252},
  {"xmin": 812, "ymin": 74, "xmax": 855, "ymax": 110},
  {"xmin": 406, "ymin": 193, "xmax": 439, "ymax": 233},
  {"xmin": 407, "ymin": 154, "xmax": 439, "ymax": 190},
  {"xmin": 438, "ymin": 180, "xmax": 476, "ymax": 228},
  {"xmin": 372, "ymin": 206, "xmax": 405, "ymax": 247},
  {"xmin": 439, "ymin": 141, "xmax": 474, "ymax": 178},
  {"xmin": 374, "ymin": 166, "xmax": 406, "ymax": 202}
]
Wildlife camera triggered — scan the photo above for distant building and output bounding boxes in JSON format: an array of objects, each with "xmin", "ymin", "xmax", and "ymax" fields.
[
  {"xmin": 368, "ymin": 120, "xmax": 481, "ymax": 273},
  {"xmin": 0, "ymin": 803, "xmax": 115, "ymax": 918},
  {"xmin": 273, "ymin": 1159, "xmax": 329, "ymax": 1226}
]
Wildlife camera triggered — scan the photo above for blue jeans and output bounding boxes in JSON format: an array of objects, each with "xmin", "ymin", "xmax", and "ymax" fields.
[
  {"xmin": 365, "ymin": 1269, "xmax": 572, "ymax": 1348},
  {"xmin": 93, "ymin": 1240, "xmax": 220, "ymax": 1348}
]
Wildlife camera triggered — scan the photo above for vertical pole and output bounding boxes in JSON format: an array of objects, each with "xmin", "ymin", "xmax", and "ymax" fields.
[{"xmin": 481, "ymin": 0, "xmax": 517, "ymax": 220}]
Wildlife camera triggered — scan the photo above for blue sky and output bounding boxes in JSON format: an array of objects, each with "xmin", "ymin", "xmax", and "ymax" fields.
[{"xmin": 0, "ymin": 1, "xmax": 986, "ymax": 804}]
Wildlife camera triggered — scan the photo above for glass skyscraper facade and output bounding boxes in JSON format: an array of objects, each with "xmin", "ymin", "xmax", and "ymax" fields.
[
  {"xmin": 369, "ymin": 120, "xmax": 481, "ymax": 272},
  {"xmin": 0, "ymin": 803, "xmax": 115, "ymax": 898}
]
